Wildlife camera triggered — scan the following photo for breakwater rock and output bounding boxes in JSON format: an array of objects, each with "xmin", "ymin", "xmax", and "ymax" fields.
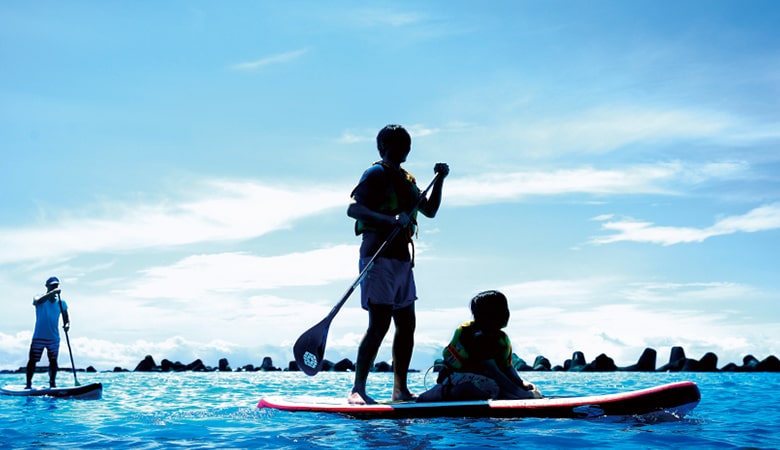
[
  {"xmin": 529, "ymin": 346, "xmax": 780, "ymax": 373},
  {"xmin": 285, "ymin": 346, "xmax": 779, "ymax": 373},
  {"xmin": 130, "ymin": 355, "xmax": 283, "ymax": 372},
  {"xmin": 2, "ymin": 347, "xmax": 777, "ymax": 374}
]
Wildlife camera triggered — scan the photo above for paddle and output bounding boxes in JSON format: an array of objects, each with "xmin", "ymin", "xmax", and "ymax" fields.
[
  {"xmin": 57, "ymin": 292, "xmax": 80, "ymax": 386},
  {"xmin": 293, "ymin": 172, "xmax": 442, "ymax": 376}
]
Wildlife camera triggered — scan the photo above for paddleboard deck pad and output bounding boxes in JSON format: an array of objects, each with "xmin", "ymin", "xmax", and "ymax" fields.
[
  {"xmin": 1, "ymin": 382, "xmax": 103, "ymax": 400},
  {"xmin": 259, "ymin": 381, "xmax": 699, "ymax": 419}
]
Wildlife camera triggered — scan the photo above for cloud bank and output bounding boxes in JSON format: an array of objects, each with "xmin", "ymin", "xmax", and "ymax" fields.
[{"xmin": 591, "ymin": 203, "xmax": 780, "ymax": 245}]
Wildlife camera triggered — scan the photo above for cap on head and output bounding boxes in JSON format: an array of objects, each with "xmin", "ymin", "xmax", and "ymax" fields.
[
  {"xmin": 470, "ymin": 290, "xmax": 510, "ymax": 330},
  {"xmin": 45, "ymin": 276, "xmax": 60, "ymax": 288},
  {"xmin": 376, "ymin": 124, "xmax": 411, "ymax": 157}
]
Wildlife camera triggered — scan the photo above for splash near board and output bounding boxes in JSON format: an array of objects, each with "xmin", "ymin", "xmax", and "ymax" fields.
[
  {"xmin": 259, "ymin": 381, "xmax": 699, "ymax": 419},
  {"xmin": 1, "ymin": 382, "xmax": 103, "ymax": 400}
]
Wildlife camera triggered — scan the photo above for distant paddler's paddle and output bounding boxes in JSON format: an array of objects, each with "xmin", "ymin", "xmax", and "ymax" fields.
[
  {"xmin": 294, "ymin": 172, "xmax": 441, "ymax": 376},
  {"xmin": 57, "ymin": 292, "xmax": 80, "ymax": 387}
]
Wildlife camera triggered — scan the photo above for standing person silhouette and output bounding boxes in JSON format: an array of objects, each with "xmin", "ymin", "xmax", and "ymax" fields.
[
  {"xmin": 26, "ymin": 276, "xmax": 70, "ymax": 389},
  {"xmin": 347, "ymin": 124, "xmax": 449, "ymax": 404}
]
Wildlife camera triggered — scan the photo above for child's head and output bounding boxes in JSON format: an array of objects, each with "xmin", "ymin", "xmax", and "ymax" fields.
[
  {"xmin": 470, "ymin": 290, "xmax": 510, "ymax": 331},
  {"xmin": 376, "ymin": 124, "xmax": 411, "ymax": 163}
]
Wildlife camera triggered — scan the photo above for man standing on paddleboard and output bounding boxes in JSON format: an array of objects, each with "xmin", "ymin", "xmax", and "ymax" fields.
[
  {"xmin": 347, "ymin": 124, "xmax": 449, "ymax": 405},
  {"xmin": 25, "ymin": 276, "xmax": 70, "ymax": 389}
]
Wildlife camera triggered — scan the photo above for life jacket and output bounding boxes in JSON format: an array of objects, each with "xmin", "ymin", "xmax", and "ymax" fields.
[
  {"xmin": 352, "ymin": 161, "xmax": 420, "ymax": 259},
  {"xmin": 443, "ymin": 321, "xmax": 513, "ymax": 371}
]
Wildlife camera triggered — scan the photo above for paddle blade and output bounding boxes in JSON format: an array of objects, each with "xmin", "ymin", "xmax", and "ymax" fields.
[{"xmin": 293, "ymin": 318, "xmax": 331, "ymax": 376}]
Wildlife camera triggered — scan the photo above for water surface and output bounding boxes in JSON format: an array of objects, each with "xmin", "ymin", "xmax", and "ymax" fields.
[{"xmin": 1, "ymin": 371, "xmax": 777, "ymax": 448}]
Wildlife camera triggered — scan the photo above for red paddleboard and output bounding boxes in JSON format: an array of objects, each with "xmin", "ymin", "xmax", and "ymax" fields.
[{"xmin": 259, "ymin": 381, "xmax": 699, "ymax": 419}]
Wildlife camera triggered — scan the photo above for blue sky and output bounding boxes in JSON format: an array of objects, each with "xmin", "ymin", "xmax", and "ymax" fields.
[{"xmin": 1, "ymin": 1, "xmax": 778, "ymax": 374}]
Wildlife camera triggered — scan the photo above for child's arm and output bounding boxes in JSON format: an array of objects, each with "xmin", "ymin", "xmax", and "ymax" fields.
[
  {"xmin": 503, "ymin": 364, "xmax": 543, "ymax": 397},
  {"xmin": 476, "ymin": 360, "xmax": 542, "ymax": 399}
]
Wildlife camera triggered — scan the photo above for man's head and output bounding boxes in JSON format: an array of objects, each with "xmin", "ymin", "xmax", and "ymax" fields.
[
  {"xmin": 470, "ymin": 290, "xmax": 510, "ymax": 331},
  {"xmin": 376, "ymin": 124, "xmax": 411, "ymax": 164},
  {"xmin": 45, "ymin": 276, "xmax": 60, "ymax": 292}
]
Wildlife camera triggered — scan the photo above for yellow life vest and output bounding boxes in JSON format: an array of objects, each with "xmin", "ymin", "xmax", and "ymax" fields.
[
  {"xmin": 353, "ymin": 161, "xmax": 419, "ymax": 236},
  {"xmin": 443, "ymin": 321, "xmax": 513, "ymax": 371}
]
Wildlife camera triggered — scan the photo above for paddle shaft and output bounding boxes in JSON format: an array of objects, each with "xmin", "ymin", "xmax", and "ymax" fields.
[
  {"xmin": 294, "ymin": 172, "xmax": 441, "ymax": 374},
  {"xmin": 57, "ymin": 293, "xmax": 80, "ymax": 386}
]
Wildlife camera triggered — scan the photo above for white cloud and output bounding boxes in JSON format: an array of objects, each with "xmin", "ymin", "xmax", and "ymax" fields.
[
  {"xmin": 445, "ymin": 159, "xmax": 752, "ymax": 207},
  {"xmin": 493, "ymin": 279, "xmax": 777, "ymax": 368},
  {"xmin": 447, "ymin": 162, "xmax": 682, "ymax": 205},
  {"xmin": 410, "ymin": 278, "xmax": 777, "ymax": 369},
  {"xmin": 493, "ymin": 107, "xmax": 726, "ymax": 158},
  {"xmin": 406, "ymin": 124, "xmax": 439, "ymax": 138},
  {"xmin": 0, "ymin": 332, "xmax": 294, "ymax": 371},
  {"xmin": 590, "ymin": 202, "xmax": 780, "ymax": 245},
  {"xmin": 338, "ymin": 124, "xmax": 439, "ymax": 145},
  {"xmin": 684, "ymin": 161, "xmax": 751, "ymax": 183},
  {"xmin": 621, "ymin": 281, "xmax": 759, "ymax": 304},
  {"xmin": 2, "ymin": 277, "xmax": 776, "ymax": 372},
  {"xmin": 119, "ymin": 245, "xmax": 357, "ymax": 299},
  {"xmin": 501, "ymin": 278, "xmax": 618, "ymax": 306},
  {"xmin": 338, "ymin": 131, "xmax": 370, "ymax": 144},
  {"xmin": 0, "ymin": 179, "xmax": 348, "ymax": 265},
  {"xmin": 229, "ymin": 48, "xmax": 309, "ymax": 71},
  {"xmin": 347, "ymin": 9, "xmax": 424, "ymax": 28},
  {"xmin": 489, "ymin": 106, "xmax": 780, "ymax": 158},
  {"xmin": 1, "ymin": 161, "xmax": 751, "ymax": 267}
]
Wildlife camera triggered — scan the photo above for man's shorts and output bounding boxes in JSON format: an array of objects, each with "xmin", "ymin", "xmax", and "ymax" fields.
[
  {"xmin": 28, "ymin": 338, "xmax": 60, "ymax": 363},
  {"xmin": 359, "ymin": 257, "xmax": 417, "ymax": 311}
]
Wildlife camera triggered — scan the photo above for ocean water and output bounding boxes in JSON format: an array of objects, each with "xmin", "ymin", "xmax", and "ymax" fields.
[{"xmin": 1, "ymin": 371, "xmax": 778, "ymax": 449}]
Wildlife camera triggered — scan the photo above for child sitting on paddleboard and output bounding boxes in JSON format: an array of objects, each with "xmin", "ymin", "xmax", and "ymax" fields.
[{"xmin": 418, "ymin": 290, "xmax": 542, "ymax": 402}]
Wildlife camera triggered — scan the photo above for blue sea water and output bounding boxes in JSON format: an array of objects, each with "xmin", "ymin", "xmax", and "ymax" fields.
[{"xmin": 1, "ymin": 371, "xmax": 778, "ymax": 449}]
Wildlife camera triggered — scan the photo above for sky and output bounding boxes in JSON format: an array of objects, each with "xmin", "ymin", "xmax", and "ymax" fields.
[{"xmin": 1, "ymin": 1, "xmax": 779, "ymax": 376}]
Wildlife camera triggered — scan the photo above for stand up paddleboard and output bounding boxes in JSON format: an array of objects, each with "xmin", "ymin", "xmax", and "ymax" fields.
[
  {"xmin": 259, "ymin": 381, "xmax": 699, "ymax": 419},
  {"xmin": 1, "ymin": 382, "xmax": 103, "ymax": 400}
]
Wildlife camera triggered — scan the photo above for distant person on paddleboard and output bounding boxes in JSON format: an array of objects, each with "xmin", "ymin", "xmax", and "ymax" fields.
[
  {"xmin": 25, "ymin": 276, "xmax": 70, "ymax": 389},
  {"xmin": 347, "ymin": 124, "xmax": 449, "ymax": 405},
  {"xmin": 418, "ymin": 290, "xmax": 543, "ymax": 402}
]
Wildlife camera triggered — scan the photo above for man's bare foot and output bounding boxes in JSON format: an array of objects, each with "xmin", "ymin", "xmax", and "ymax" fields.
[
  {"xmin": 348, "ymin": 391, "xmax": 376, "ymax": 405},
  {"xmin": 391, "ymin": 389, "xmax": 417, "ymax": 402}
]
